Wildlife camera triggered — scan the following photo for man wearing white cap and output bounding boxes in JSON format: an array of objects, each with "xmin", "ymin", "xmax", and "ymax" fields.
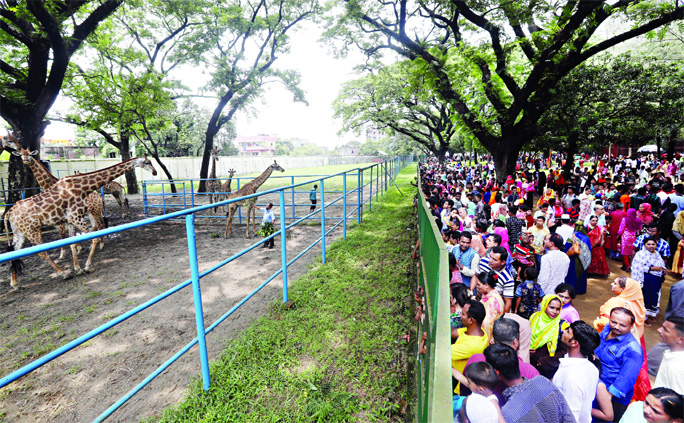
[{"xmin": 555, "ymin": 214, "xmax": 574, "ymax": 244}]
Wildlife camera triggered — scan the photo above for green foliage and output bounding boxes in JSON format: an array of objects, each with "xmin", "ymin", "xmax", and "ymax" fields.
[
  {"xmin": 149, "ymin": 166, "xmax": 417, "ymax": 422},
  {"xmin": 292, "ymin": 143, "xmax": 325, "ymax": 156}
]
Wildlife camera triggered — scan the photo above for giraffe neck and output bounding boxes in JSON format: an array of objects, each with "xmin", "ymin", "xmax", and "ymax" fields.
[
  {"xmin": 209, "ymin": 155, "xmax": 217, "ymax": 179},
  {"xmin": 226, "ymin": 173, "xmax": 234, "ymax": 191},
  {"xmin": 60, "ymin": 158, "xmax": 139, "ymax": 194},
  {"xmin": 27, "ymin": 158, "xmax": 58, "ymax": 190},
  {"xmin": 241, "ymin": 166, "xmax": 274, "ymax": 193}
]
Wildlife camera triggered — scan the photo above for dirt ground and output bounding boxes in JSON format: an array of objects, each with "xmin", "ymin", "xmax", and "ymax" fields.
[{"xmin": 0, "ymin": 190, "xmax": 352, "ymax": 422}]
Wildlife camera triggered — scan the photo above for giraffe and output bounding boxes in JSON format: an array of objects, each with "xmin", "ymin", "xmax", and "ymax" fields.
[
  {"xmin": 74, "ymin": 171, "xmax": 129, "ymax": 218},
  {"xmin": 4, "ymin": 157, "xmax": 157, "ymax": 288},
  {"xmin": 223, "ymin": 161, "xmax": 285, "ymax": 238},
  {"xmin": 215, "ymin": 168, "xmax": 236, "ymax": 213},
  {"xmin": 16, "ymin": 149, "xmax": 107, "ymax": 258},
  {"xmin": 206, "ymin": 148, "xmax": 222, "ymax": 214},
  {"xmin": 102, "ymin": 181, "xmax": 129, "ymax": 218}
]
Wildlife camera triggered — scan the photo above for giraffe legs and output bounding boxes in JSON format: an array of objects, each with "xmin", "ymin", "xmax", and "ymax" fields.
[
  {"xmin": 20, "ymin": 227, "xmax": 71, "ymax": 279},
  {"xmin": 224, "ymin": 204, "xmax": 237, "ymax": 238},
  {"xmin": 67, "ymin": 216, "xmax": 99, "ymax": 274},
  {"xmin": 58, "ymin": 224, "xmax": 69, "ymax": 260}
]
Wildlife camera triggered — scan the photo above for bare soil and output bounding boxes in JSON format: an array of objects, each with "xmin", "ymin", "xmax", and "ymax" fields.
[{"xmin": 0, "ymin": 191, "xmax": 348, "ymax": 422}]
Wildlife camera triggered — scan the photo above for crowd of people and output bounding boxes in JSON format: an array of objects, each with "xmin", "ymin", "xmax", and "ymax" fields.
[{"xmin": 415, "ymin": 154, "xmax": 684, "ymax": 423}]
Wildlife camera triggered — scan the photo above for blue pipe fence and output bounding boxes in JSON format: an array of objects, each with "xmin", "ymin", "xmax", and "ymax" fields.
[
  {"xmin": 0, "ymin": 156, "xmax": 414, "ymax": 422},
  {"xmin": 141, "ymin": 158, "xmax": 402, "ymax": 222}
]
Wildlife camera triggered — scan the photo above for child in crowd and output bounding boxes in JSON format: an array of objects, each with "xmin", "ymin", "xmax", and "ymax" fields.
[
  {"xmin": 453, "ymin": 361, "xmax": 504, "ymax": 423},
  {"xmin": 449, "ymin": 252, "xmax": 464, "ymax": 285},
  {"xmin": 514, "ymin": 267, "xmax": 545, "ymax": 319},
  {"xmin": 555, "ymin": 283, "xmax": 580, "ymax": 323},
  {"xmin": 450, "ymin": 283, "xmax": 470, "ymax": 340}
]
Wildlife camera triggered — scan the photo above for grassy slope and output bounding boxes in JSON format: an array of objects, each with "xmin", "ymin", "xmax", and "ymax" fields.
[{"xmin": 150, "ymin": 165, "xmax": 417, "ymax": 423}]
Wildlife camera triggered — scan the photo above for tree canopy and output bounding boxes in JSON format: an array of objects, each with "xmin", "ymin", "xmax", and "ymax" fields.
[{"xmin": 326, "ymin": 0, "xmax": 684, "ymax": 181}]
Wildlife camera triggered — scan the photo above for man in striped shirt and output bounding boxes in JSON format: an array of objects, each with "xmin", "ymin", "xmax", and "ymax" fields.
[{"xmin": 478, "ymin": 246, "xmax": 515, "ymax": 313}]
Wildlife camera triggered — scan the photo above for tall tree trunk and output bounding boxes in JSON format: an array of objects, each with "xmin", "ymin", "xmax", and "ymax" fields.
[
  {"xmin": 563, "ymin": 136, "xmax": 579, "ymax": 177},
  {"xmin": 198, "ymin": 126, "xmax": 219, "ymax": 192},
  {"xmin": 119, "ymin": 129, "xmax": 139, "ymax": 194},
  {"xmin": 667, "ymin": 128, "xmax": 678, "ymax": 162},
  {"xmin": 491, "ymin": 147, "xmax": 518, "ymax": 185}
]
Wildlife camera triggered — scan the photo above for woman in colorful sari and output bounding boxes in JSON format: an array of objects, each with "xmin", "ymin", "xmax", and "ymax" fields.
[
  {"xmin": 593, "ymin": 276, "xmax": 651, "ymax": 403},
  {"xmin": 564, "ymin": 230, "xmax": 591, "ymax": 295},
  {"xmin": 476, "ymin": 271, "xmax": 504, "ymax": 339},
  {"xmin": 608, "ymin": 204, "xmax": 628, "ymax": 259},
  {"xmin": 618, "ymin": 209, "xmax": 643, "ymax": 272},
  {"xmin": 637, "ymin": 203, "xmax": 655, "ymax": 226},
  {"xmin": 529, "ymin": 294, "xmax": 568, "ymax": 379},
  {"xmin": 587, "ymin": 215, "xmax": 610, "ymax": 276}
]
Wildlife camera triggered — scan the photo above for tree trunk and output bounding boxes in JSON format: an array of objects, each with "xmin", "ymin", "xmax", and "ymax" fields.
[
  {"xmin": 491, "ymin": 147, "xmax": 518, "ymax": 185},
  {"xmin": 667, "ymin": 128, "xmax": 678, "ymax": 162},
  {"xmin": 119, "ymin": 129, "xmax": 139, "ymax": 194},
  {"xmin": 150, "ymin": 154, "xmax": 177, "ymax": 194},
  {"xmin": 563, "ymin": 136, "xmax": 578, "ymax": 177},
  {"xmin": 198, "ymin": 127, "xmax": 219, "ymax": 193}
]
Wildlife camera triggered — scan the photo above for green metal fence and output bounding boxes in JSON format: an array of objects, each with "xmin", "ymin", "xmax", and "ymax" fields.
[{"xmin": 415, "ymin": 167, "xmax": 453, "ymax": 422}]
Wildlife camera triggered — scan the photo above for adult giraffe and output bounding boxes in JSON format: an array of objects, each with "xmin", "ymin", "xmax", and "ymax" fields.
[
  {"xmin": 206, "ymin": 148, "xmax": 222, "ymax": 215},
  {"xmin": 4, "ymin": 157, "xmax": 157, "ymax": 288},
  {"xmin": 14, "ymin": 148, "xmax": 107, "ymax": 258},
  {"xmin": 223, "ymin": 161, "xmax": 284, "ymax": 238}
]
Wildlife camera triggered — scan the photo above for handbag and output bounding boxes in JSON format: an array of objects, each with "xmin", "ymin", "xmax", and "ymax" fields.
[{"xmin": 568, "ymin": 236, "xmax": 581, "ymax": 257}]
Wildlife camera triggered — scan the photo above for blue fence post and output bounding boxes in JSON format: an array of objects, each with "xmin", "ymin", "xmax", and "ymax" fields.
[
  {"xmin": 320, "ymin": 180, "xmax": 326, "ymax": 264},
  {"xmin": 191, "ymin": 179, "xmax": 195, "ymax": 208},
  {"xmin": 279, "ymin": 190, "xmax": 289, "ymax": 303},
  {"xmin": 183, "ymin": 183, "xmax": 187, "ymax": 210},
  {"xmin": 369, "ymin": 166, "xmax": 373, "ymax": 211},
  {"xmin": 291, "ymin": 176, "xmax": 296, "ymax": 223},
  {"xmin": 185, "ymin": 214, "xmax": 211, "ymax": 391},
  {"xmin": 143, "ymin": 182, "xmax": 149, "ymax": 216},
  {"xmin": 357, "ymin": 170, "xmax": 362, "ymax": 223},
  {"xmin": 384, "ymin": 161, "xmax": 388, "ymax": 192},
  {"xmin": 237, "ymin": 178, "xmax": 242, "ymax": 224},
  {"xmin": 343, "ymin": 172, "xmax": 347, "ymax": 239},
  {"xmin": 0, "ymin": 177, "xmax": 5, "ymax": 203},
  {"xmin": 100, "ymin": 186, "xmax": 106, "ymax": 216},
  {"xmin": 162, "ymin": 183, "xmax": 167, "ymax": 215}
]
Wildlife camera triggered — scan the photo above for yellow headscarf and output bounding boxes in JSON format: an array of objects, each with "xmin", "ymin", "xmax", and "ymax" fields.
[
  {"xmin": 530, "ymin": 294, "xmax": 566, "ymax": 357},
  {"xmin": 673, "ymin": 211, "xmax": 684, "ymax": 237}
]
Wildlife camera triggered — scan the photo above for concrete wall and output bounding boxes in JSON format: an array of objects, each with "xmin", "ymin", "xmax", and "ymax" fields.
[{"xmin": 0, "ymin": 155, "xmax": 380, "ymax": 186}]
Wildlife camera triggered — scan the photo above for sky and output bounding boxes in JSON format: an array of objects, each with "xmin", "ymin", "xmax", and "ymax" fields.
[{"xmin": 42, "ymin": 22, "xmax": 370, "ymax": 149}]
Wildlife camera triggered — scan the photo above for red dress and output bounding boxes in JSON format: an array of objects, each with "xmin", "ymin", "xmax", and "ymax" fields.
[
  {"xmin": 607, "ymin": 209, "xmax": 626, "ymax": 251},
  {"xmin": 587, "ymin": 225, "xmax": 610, "ymax": 275}
]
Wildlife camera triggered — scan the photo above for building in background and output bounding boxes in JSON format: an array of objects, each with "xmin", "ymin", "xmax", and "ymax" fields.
[
  {"xmin": 41, "ymin": 139, "xmax": 100, "ymax": 159},
  {"xmin": 236, "ymin": 134, "xmax": 277, "ymax": 156},
  {"xmin": 365, "ymin": 126, "xmax": 384, "ymax": 142}
]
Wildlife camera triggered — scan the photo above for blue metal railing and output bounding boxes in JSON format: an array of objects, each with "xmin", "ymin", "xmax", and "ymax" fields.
[{"xmin": 0, "ymin": 156, "xmax": 413, "ymax": 422}]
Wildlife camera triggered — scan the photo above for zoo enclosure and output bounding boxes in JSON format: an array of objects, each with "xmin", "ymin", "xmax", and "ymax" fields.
[
  {"xmin": 0, "ymin": 157, "xmax": 413, "ymax": 422},
  {"xmin": 415, "ymin": 165, "xmax": 453, "ymax": 422}
]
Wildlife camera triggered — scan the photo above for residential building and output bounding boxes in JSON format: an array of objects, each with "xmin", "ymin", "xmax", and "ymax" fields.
[{"xmin": 236, "ymin": 134, "xmax": 276, "ymax": 156}]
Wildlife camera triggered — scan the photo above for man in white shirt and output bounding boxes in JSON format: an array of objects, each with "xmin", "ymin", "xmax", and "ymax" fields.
[
  {"xmin": 537, "ymin": 233, "xmax": 570, "ymax": 295},
  {"xmin": 555, "ymin": 214, "xmax": 574, "ymax": 244},
  {"xmin": 653, "ymin": 316, "xmax": 684, "ymax": 394},
  {"xmin": 554, "ymin": 320, "xmax": 601, "ymax": 423},
  {"xmin": 583, "ymin": 202, "xmax": 607, "ymax": 228}
]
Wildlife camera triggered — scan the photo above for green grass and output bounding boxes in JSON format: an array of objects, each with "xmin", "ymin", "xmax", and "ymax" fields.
[
  {"xmin": 143, "ymin": 162, "xmax": 379, "ymax": 194},
  {"xmin": 148, "ymin": 165, "xmax": 417, "ymax": 423}
]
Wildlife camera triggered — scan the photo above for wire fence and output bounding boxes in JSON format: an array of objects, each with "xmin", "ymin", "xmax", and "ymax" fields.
[{"xmin": 0, "ymin": 156, "xmax": 414, "ymax": 422}]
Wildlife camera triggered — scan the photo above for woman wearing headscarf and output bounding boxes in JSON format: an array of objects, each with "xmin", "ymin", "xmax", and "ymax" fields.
[
  {"xmin": 631, "ymin": 237, "xmax": 666, "ymax": 327},
  {"xmin": 529, "ymin": 294, "xmax": 568, "ymax": 379},
  {"xmin": 618, "ymin": 209, "xmax": 643, "ymax": 272},
  {"xmin": 593, "ymin": 276, "xmax": 651, "ymax": 403},
  {"xmin": 492, "ymin": 220, "xmax": 510, "ymax": 254},
  {"xmin": 564, "ymin": 229, "xmax": 592, "ymax": 295},
  {"xmin": 637, "ymin": 203, "xmax": 655, "ymax": 226},
  {"xmin": 505, "ymin": 206, "xmax": 525, "ymax": 252}
]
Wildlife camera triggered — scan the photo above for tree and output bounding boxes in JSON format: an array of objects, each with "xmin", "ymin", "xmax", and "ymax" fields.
[
  {"xmin": 292, "ymin": 142, "xmax": 324, "ymax": 156},
  {"xmin": 60, "ymin": 0, "xmax": 209, "ymax": 193},
  {"xmin": 196, "ymin": 0, "xmax": 318, "ymax": 192},
  {"xmin": 0, "ymin": 0, "xmax": 123, "ymax": 202},
  {"xmin": 334, "ymin": 61, "xmax": 458, "ymax": 162},
  {"xmin": 326, "ymin": 0, "xmax": 684, "ymax": 182}
]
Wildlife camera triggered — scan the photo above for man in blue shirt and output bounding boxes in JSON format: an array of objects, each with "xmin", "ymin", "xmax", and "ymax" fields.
[
  {"xmin": 310, "ymin": 184, "xmax": 318, "ymax": 213},
  {"xmin": 594, "ymin": 307, "xmax": 643, "ymax": 423}
]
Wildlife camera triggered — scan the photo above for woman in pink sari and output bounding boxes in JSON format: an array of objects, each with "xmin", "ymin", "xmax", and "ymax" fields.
[
  {"xmin": 492, "ymin": 219, "xmax": 510, "ymax": 253},
  {"xmin": 607, "ymin": 204, "xmax": 627, "ymax": 255},
  {"xmin": 637, "ymin": 203, "xmax": 655, "ymax": 225},
  {"xmin": 618, "ymin": 209, "xmax": 643, "ymax": 272}
]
